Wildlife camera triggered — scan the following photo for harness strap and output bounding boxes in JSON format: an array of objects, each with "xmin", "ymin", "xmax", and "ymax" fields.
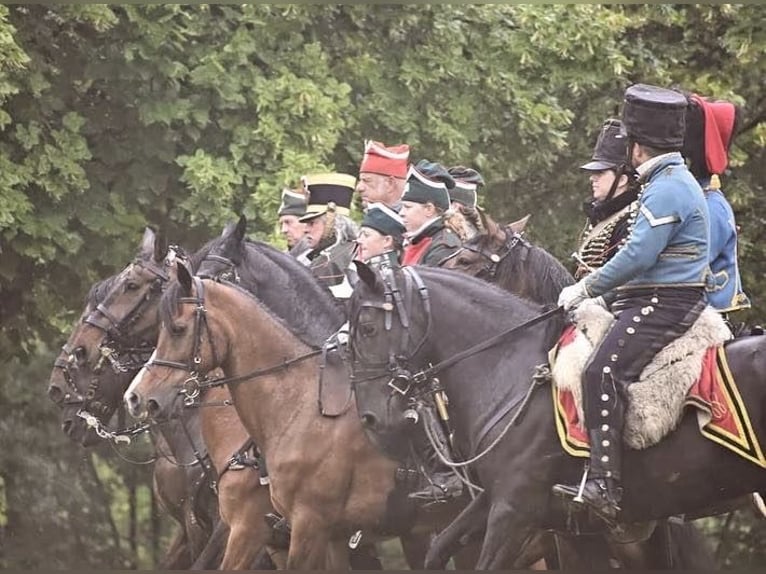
[{"xmin": 414, "ymin": 305, "xmax": 564, "ymax": 382}]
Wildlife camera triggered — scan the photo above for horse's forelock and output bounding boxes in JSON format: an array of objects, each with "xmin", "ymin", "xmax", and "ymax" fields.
[
  {"xmin": 159, "ymin": 281, "xmax": 183, "ymax": 332},
  {"xmin": 86, "ymin": 275, "xmax": 119, "ymax": 308}
]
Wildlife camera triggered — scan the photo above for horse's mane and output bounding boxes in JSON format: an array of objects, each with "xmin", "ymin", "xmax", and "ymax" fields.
[
  {"xmin": 416, "ymin": 266, "xmax": 544, "ymax": 317},
  {"xmin": 193, "ymin": 234, "xmax": 342, "ymax": 346},
  {"xmin": 159, "ymin": 278, "xmax": 319, "ymax": 349}
]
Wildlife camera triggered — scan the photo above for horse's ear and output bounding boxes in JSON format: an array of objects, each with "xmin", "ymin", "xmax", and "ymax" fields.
[
  {"xmin": 235, "ymin": 214, "xmax": 247, "ymax": 242},
  {"xmin": 177, "ymin": 261, "xmax": 193, "ymax": 296},
  {"xmin": 509, "ymin": 214, "xmax": 531, "ymax": 235},
  {"xmin": 480, "ymin": 210, "xmax": 500, "ymax": 237},
  {"xmin": 153, "ymin": 226, "xmax": 168, "ymax": 263},
  {"xmin": 139, "ymin": 227, "xmax": 156, "ymax": 259},
  {"xmin": 353, "ymin": 260, "xmax": 383, "ymax": 294}
]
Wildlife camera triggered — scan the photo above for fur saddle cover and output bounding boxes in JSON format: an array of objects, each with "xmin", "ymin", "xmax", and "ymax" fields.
[{"xmin": 551, "ymin": 299, "xmax": 732, "ymax": 450}]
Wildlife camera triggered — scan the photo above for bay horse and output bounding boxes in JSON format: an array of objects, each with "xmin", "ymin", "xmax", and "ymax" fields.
[
  {"xmin": 347, "ymin": 263, "xmax": 766, "ymax": 569},
  {"xmin": 193, "ymin": 215, "xmax": 608, "ymax": 569},
  {"xmin": 442, "ymin": 211, "xmax": 716, "ymax": 568},
  {"xmin": 46, "ymin": 228, "xmax": 269, "ymax": 570}
]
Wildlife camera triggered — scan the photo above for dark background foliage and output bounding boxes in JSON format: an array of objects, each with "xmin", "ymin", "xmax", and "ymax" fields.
[{"xmin": 0, "ymin": 5, "xmax": 763, "ymax": 568}]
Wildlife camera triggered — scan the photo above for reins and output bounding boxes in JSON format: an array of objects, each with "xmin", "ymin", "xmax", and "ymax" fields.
[{"xmin": 412, "ymin": 305, "xmax": 563, "ymax": 383}]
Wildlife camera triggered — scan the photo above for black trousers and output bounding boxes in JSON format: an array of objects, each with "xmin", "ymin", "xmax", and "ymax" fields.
[{"xmin": 582, "ymin": 287, "xmax": 706, "ymax": 480}]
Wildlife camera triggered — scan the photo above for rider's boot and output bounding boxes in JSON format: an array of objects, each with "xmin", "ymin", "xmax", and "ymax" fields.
[
  {"xmin": 553, "ymin": 399, "xmax": 624, "ymax": 522},
  {"xmin": 408, "ymin": 470, "xmax": 463, "ymax": 502}
]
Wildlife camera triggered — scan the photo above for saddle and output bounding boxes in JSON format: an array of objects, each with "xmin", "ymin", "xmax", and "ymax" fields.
[{"xmin": 550, "ymin": 299, "xmax": 732, "ymax": 449}]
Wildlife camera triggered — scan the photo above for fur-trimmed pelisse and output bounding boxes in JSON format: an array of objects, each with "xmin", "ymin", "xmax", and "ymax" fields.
[{"xmin": 551, "ymin": 299, "xmax": 732, "ymax": 449}]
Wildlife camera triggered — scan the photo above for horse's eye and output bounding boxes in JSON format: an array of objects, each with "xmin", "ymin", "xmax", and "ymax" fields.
[
  {"xmin": 126, "ymin": 281, "xmax": 140, "ymax": 291},
  {"xmin": 360, "ymin": 324, "xmax": 377, "ymax": 337},
  {"xmin": 170, "ymin": 323, "xmax": 187, "ymax": 335},
  {"xmin": 456, "ymin": 256, "xmax": 472, "ymax": 266},
  {"xmin": 74, "ymin": 346, "xmax": 87, "ymax": 362}
]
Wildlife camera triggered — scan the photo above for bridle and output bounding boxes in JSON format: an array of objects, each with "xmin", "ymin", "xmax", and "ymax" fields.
[
  {"xmin": 53, "ymin": 251, "xmax": 178, "ymax": 437},
  {"xmin": 349, "ymin": 267, "xmax": 433, "ymax": 397},
  {"xmin": 350, "ymin": 266, "xmax": 562, "ymax": 399},
  {"xmin": 198, "ymin": 252, "xmax": 240, "ymax": 284},
  {"xmin": 444, "ymin": 226, "xmax": 526, "ymax": 279},
  {"xmin": 145, "ymin": 276, "xmax": 321, "ymax": 407},
  {"xmin": 145, "ymin": 276, "xmax": 221, "ymax": 406}
]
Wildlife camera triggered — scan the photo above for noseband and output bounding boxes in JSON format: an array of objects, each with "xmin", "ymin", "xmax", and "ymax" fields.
[{"xmin": 145, "ymin": 276, "xmax": 220, "ymax": 406}]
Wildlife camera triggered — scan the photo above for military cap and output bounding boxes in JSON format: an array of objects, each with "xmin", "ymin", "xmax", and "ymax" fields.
[
  {"xmin": 277, "ymin": 188, "xmax": 307, "ymax": 218},
  {"xmin": 401, "ymin": 164, "xmax": 451, "ymax": 212},
  {"xmin": 299, "ymin": 173, "xmax": 356, "ymax": 222},
  {"xmin": 360, "ymin": 140, "xmax": 410, "ymax": 178},
  {"xmin": 622, "ymin": 83, "xmax": 687, "ymax": 149},
  {"xmin": 448, "ymin": 166, "xmax": 484, "ymax": 207},
  {"xmin": 361, "ymin": 203, "xmax": 406, "ymax": 240},
  {"xmin": 581, "ymin": 119, "xmax": 628, "ymax": 171}
]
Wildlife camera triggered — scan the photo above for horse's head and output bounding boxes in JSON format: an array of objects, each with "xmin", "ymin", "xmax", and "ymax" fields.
[
  {"xmin": 48, "ymin": 286, "xmax": 132, "ymax": 446},
  {"xmin": 48, "ymin": 227, "xmax": 175, "ymax": 443},
  {"xmin": 443, "ymin": 211, "xmax": 530, "ymax": 280},
  {"xmin": 125, "ymin": 265, "xmax": 222, "ymax": 421},
  {"xmin": 348, "ymin": 263, "xmax": 433, "ymax": 460},
  {"xmin": 196, "ymin": 214, "xmax": 247, "ymax": 284}
]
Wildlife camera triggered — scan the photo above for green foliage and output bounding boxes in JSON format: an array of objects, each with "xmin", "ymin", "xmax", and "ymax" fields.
[{"xmin": 1, "ymin": 4, "xmax": 764, "ymax": 568}]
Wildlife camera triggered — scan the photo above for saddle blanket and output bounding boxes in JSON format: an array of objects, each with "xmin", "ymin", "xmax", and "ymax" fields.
[{"xmin": 550, "ymin": 301, "xmax": 766, "ymax": 469}]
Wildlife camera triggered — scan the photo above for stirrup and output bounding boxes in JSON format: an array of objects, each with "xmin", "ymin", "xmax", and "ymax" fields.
[{"xmin": 573, "ymin": 464, "xmax": 590, "ymax": 504}]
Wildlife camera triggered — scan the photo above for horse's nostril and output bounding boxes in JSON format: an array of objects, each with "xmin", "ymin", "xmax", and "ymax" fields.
[
  {"xmin": 125, "ymin": 392, "xmax": 141, "ymax": 414},
  {"xmin": 48, "ymin": 384, "xmax": 64, "ymax": 405},
  {"xmin": 360, "ymin": 412, "xmax": 377, "ymax": 429},
  {"xmin": 62, "ymin": 418, "xmax": 73, "ymax": 435},
  {"xmin": 147, "ymin": 399, "xmax": 161, "ymax": 417}
]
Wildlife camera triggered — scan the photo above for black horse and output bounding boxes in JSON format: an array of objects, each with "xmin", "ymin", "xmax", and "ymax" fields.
[
  {"xmin": 443, "ymin": 211, "xmax": 720, "ymax": 568},
  {"xmin": 349, "ymin": 264, "xmax": 766, "ymax": 569},
  {"xmin": 47, "ymin": 228, "xmax": 221, "ymax": 569}
]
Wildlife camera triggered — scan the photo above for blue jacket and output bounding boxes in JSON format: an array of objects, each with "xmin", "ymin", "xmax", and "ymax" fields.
[
  {"xmin": 704, "ymin": 183, "xmax": 751, "ymax": 312},
  {"xmin": 583, "ymin": 153, "xmax": 710, "ymax": 297}
]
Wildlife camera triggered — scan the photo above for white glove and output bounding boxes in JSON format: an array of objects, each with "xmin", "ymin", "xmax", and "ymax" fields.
[
  {"xmin": 336, "ymin": 322, "xmax": 350, "ymax": 346},
  {"xmin": 557, "ymin": 281, "xmax": 589, "ymax": 311}
]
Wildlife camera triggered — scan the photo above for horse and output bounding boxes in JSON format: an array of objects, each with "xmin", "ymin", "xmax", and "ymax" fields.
[
  {"xmin": 192, "ymin": 215, "xmax": 609, "ymax": 570},
  {"xmin": 442, "ymin": 210, "xmax": 574, "ymax": 304},
  {"xmin": 348, "ymin": 263, "xmax": 766, "ymax": 569},
  {"xmin": 46, "ymin": 228, "xmax": 254, "ymax": 570},
  {"xmin": 442, "ymin": 211, "xmax": 717, "ymax": 568}
]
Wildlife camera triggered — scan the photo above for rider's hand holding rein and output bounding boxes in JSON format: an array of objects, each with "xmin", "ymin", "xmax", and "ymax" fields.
[{"xmin": 558, "ymin": 280, "xmax": 589, "ymax": 311}]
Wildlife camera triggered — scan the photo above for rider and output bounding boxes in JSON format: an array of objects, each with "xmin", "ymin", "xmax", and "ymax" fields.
[
  {"xmin": 447, "ymin": 165, "xmax": 485, "ymax": 240},
  {"xmin": 682, "ymin": 94, "xmax": 751, "ymax": 318},
  {"xmin": 277, "ymin": 187, "xmax": 308, "ymax": 251},
  {"xmin": 553, "ymin": 84, "xmax": 711, "ymax": 521},
  {"xmin": 299, "ymin": 173, "xmax": 359, "ymax": 299},
  {"xmin": 400, "ymin": 161, "xmax": 462, "ymax": 266},
  {"xmin": 573, "ymin": 119, "xmax": 641, "ymax": 280},
  {"xmin": 355, "ymin": 202, "xmax": 406, "ymax": 270},
  {"xmin": 356, "ymin": 139, "xmax": 411, "ymax": 211}
]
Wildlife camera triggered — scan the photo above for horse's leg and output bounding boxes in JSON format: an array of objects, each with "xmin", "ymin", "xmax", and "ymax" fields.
[
  {"xmin": 325, "ymin": 538, "xmax": 350, "ymax": 570},
  {"xmin": 218, "ymin": 473, "xmax": 274, "ymax": 570},
  {"xmin": 159, "ymin": 526, "xmax": 192, "ymax": 569},
  {"xmin": 399, "ymin": 532, "xmax": 431, "ymax": 569},
  {"xmin": 425, "ymin": 491, "xmax": 489, "ymax": 569},
  {"xmin": 475, "ymin": 498, "xmax": 535, "ymax": 569},
  {"xmin": 285, "ymin": 512, "xmax": 332, "ymax": 569},
  {"xmin": 190, "ymin": 519, "xmax": 229, "ymax": 570}
]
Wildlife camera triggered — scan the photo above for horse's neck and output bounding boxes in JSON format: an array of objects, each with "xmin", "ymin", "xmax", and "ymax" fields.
[
  {"xmin": 214, "ymin": 286, "xmax": 319, "ymax": 456},
  {"xmin": 153, "ymin": 409, "xmax": 206, "ymax": 462},
  {"xmin": 199, "ymin": 386, "xmax": 250, "ymax": 474},
  {"xmin": 424, "ymin": 284, "xmax": 553, "ymax": 453},
  {"xmin": 242, "ymin": 244, "xmax": 342, "ymax": 344}
]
